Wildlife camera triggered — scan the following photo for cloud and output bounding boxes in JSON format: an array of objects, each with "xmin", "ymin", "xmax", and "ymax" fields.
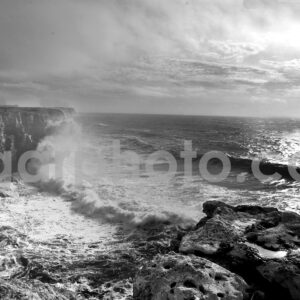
[
  {"xmin": 0, "ymin": 0, "xmax": 300, "ymax": 116},
  {"xmin": 0, "ymin": 0, "xmax": 272, "ymax": 74},
  {"xmin": 261, "ymin": 59, "xmax": 300, "ymax": 71}
]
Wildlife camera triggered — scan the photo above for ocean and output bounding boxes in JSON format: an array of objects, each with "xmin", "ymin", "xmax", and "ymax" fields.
[
  {"xmin": 78, "ymin": 113, "xmax": 300, "ymax": 214},
  {"xmin": 2, "ymin": 113, "xmax": 300, "ymax": 298}
]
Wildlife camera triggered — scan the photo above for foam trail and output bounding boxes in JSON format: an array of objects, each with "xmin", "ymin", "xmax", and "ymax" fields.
[{"xmin": 36, "ymin": 179, "xmax": 194, "ymax": 228}]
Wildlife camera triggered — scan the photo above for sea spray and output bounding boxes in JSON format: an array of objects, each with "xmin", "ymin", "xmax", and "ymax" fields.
[{"xmin": 31, "ymin": 119, "xmax": 196, "ymax": 228}]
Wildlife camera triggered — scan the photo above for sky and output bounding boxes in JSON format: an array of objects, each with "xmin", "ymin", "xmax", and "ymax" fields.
[{"xmin": 1, "ymin": 0, "xmax": 300, "ymax": 117}]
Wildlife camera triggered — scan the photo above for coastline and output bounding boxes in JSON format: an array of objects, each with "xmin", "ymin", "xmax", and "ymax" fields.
[
  {"xmin": 134, "ymin": 201, "xmax": 300, "ymax": 300},
  {"xmin": 1, "ymin": 179, "xmax": 299, "ymax": 299},
  {"xmin": 0, "ymin": 107, "xmax": 299, "ymax": 299}
]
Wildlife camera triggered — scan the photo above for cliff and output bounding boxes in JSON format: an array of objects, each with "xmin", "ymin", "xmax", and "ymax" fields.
[{"xmin": 0, "ymin": 106, "xmax": 75, "ymax": 171}]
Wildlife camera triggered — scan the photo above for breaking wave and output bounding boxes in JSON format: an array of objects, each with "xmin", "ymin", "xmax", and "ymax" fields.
[{"xmin": 36, "ymin": 178, "xmax": 194, "ymax": 228}]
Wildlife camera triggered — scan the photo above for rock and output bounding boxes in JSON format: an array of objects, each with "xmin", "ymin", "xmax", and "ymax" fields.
[
  {"xmin": 184, "ymin": 201, "xmax": 300, "ymax": 255},
  {"xmin": 180, "ymin": 201, "xmax": 263, "ymax": 256},
  {"xmin": 281, "ymin": 211, "xmax": 300, "ymax": 232},
  {"xmin": 245, "ymin": 224, "xmax": 300, "ymax": 251},
  {"xmin": 180, "ymin": 216, "xmax": 241, "ymax": 255},
  {"xmin": 244, "ymin": 209, "xmax": 300, "ymax": 251},
  {"xmin": 133, "ymin": 253, "xmax": 249, "ymax": 300},
  {"xmin": 257, "ymin": 253, "xmax": 300, "ymax": 300},
  {"xmin": 202, "ymin": 201, "xmax": 231, "ymax": 218},
  {"xmin": 226, "ymin": 243, "xmax": 263, "ymax": 268},
  {"xmin": 234, "ymin": 205, "xmax": 278, "ymax": 216},
  {"xmin": 201, "ymin": 201, "xmax": 278, "ymax": 220},
  {"xmin": 179, "ymin": 201, "xmax": 300, "ymax": 300},
  {"xmin": 0, "ymin": 106, "xmax": 75, "ymax": 171}
]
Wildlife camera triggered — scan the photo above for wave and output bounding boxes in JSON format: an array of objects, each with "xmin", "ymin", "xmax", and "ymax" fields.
[
  {"xmin": 70, "ymin": 187, "xmax": 194, "ymax": 228},
  {"xmin": 32, "ymin": 122, "xmax": 195, "ymax": 228},
  {"xmin": 35, "ymin": 179, "xmax": 194, "ymax": 228},
  {"xmin": 122, "ymin": 135, "xmax": 156, "ymax": 153}
]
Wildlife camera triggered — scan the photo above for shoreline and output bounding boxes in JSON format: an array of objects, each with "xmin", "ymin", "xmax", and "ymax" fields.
[
  {"xmin": 0, "ymin": 107, "xmax": 299, "ymax": 299},
  {"xmin": 134, "ymin": 201, "xmax": 300, "ymax": 300},
  {"xmin": 0, "ymin": 175, "xmax": 300, "ymax": 299}
]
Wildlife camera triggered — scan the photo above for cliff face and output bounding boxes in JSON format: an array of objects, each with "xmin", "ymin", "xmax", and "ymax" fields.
[{"xmin": 0, "ymin": 107, "xmax": 75, "ymax": 171}]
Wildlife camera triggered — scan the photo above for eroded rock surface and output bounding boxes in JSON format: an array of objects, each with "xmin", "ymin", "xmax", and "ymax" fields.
[
  {"xmin": 134, "ymin": 253, "xmax": 249, "ymax": 300},
  {"xmin": 181, "ymin": 201, "xmax": 300, "ymax": 255},
  {"xmin": 257, "ymin": 251, "xmax": 300, "ymax": 300},
  {"xmin": 179, "ymin": 201, "xmax": 300, "ymax": 300}
]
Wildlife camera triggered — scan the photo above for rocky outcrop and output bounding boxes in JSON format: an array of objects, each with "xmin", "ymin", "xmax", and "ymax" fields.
[
  {"xmin": 178, "ymin": 201, "xmax": 300, "ymax": 300},
  {"xmin": 132, "ymin": 201, "xmax": 300, "ymax": 299},
  {"xmin": 246, "ymin": 210, "xmax": 300, "ymax": 251},
  {"xmin": 0, "ymin": 106, "xmax": 75, "ymax": 171},
  {"xmin": 257, "ymin": 253, "xmax": 300, "ymax": 300},
  {"xmin": 133, "ymin": 253, "xmax": 249, "ymax": 300}
]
